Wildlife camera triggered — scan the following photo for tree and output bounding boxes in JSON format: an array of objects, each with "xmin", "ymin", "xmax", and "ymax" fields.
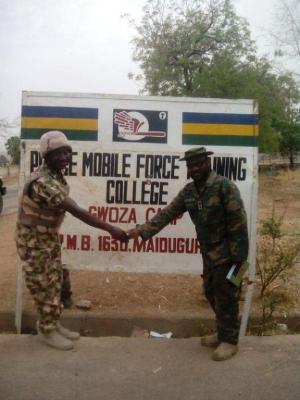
[
  {"xmin": 0, "ymin": 117, "xmax": 20, "ymax": 154},
  {"xmin": 0, "ymin": 117, "xmax": 19, "ymax": 133},
  {"xmin": 273, "ymin": 0, "xmax": 300, "ymax": 62},
  {"xmin": 130, "ymin": 0, "xmax": 256, "ymax": 96},
  {"xmin": 191, "ymin": 54, "xmax": 300, "ymax": 153},
  {"xmin": 277, "ymin": 111, "xmax": 300, "ymax": 168},
  {"xmin": 256, "ymin": 210, "xmax": 300, "ymax": 334},
  {"xmin": 129, "ymin": 0, "xmax": 300, "ymax": 153},
  {"xmin": 5, "ymin": 136, "xmax": 21, "ymax": 165}
]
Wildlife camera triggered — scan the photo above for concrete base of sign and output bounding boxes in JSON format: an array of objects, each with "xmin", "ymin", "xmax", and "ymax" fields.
[{"xmin": 2, "ymin": 310, "xmax": 300, "ymax": 337}]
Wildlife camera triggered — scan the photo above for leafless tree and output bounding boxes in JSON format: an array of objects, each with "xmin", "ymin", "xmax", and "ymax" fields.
[
  {"xmin": 272, "ymin": 0, "xmax": 300, "ymax": 63},
  {"xmin": 0, "ymin": 117, "xmax": 20, "ymax": 140}
]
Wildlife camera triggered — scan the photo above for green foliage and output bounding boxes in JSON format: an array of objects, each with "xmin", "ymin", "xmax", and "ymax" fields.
[
  {"xmin": 195, "ymin": 55, "xmax": 299, "ymax": 153},
  {"xmin": 260, "ymin": 291, "xmax": 290, "ymax": 334},
  {"xmin": 260, "ymin": 213, "xmax": 283, "ymax": 243},
  {"xmin": 5, "ymin": 136, "xmax": 20, "ymax": 165},
  {"xmin": 256, "ymin": 210, "xmax": 300, "ymax": 334},
  {"xmin": 131, "ymin": 0, "xmax": 255, "ymax": 95},
  {"xmin": 129, "ymin": 0, "xmax": 300, "ymax": 153}
]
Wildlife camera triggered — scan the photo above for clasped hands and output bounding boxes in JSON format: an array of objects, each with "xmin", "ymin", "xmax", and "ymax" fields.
[{"xmin": 108, "ymin": 227, "xmax": 140, "ymax": 242}]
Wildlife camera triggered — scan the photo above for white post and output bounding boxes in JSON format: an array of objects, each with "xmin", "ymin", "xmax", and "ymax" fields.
[
  {"xmin": 15, "ymin": 260, "xmax": 23, "ymax": 333},
  {"xmin": 15, "ymin": 140, "xmax": 26, "ymax": 333},
  {"xmin": 239, "ymin": 156, "xmax": 258, "ymax": 337}
]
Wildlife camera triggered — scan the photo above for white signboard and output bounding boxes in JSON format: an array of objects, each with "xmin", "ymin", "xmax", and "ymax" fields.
[
  {"xmin": 19, "ymin": 91, "xmax": 258, "ymax": 275},
  {"xmin": 16, "ymin": 91, "xmax": 258, "ymax": 333}
]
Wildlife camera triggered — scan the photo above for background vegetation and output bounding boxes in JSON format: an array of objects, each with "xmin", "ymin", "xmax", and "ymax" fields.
[{"xmin": 127, "ymin": 0, "xmax": 300, "ymax": 159}]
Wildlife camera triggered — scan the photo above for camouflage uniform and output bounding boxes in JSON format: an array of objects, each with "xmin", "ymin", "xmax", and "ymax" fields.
[
  {"xmin": 137, "ymin": 170, "xmax": 249, "ymax": 344},
  {"xmin": 15, "ymin": 164, "xmax": 69, "ymax": 334}
]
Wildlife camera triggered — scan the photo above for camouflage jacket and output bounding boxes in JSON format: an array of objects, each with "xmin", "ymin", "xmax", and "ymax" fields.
[
  {"xmin": 15, "ymin": 164, "xmax": 69, "ymax": 248},
  {"xmin": 137, "ymin": 171, "xmax": 249, "ymax": 267}
]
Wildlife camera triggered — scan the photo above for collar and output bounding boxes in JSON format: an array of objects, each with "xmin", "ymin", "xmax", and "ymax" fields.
[
  {"xmin": 204, "ymin": 170, "xmax": 217, "ymax": 187},
  {"xmin": 40, "ymin": 163, "xmax": 66, "ymax": 184}
]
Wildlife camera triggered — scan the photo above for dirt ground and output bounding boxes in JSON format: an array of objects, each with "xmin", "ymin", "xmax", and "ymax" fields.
[{"xmin": 0, "ymin": 167, "xmax": 299, "ymax": 317}]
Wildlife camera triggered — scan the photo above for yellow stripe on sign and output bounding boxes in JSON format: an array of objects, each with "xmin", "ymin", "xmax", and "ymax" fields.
[
  {"xmin": 182, "ymin": 123, "xmax": 258, "ymax": 137},
  {"xmin": 21, "ymin": 117, "xmax": 98, "ymax": 131}
]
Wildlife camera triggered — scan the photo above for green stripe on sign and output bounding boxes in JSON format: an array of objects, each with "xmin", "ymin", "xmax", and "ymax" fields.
[
  {"xmin": 21, "ymin": 128, "xmax": 98, "ymax": 141},
  {"xmin": 182, "ymin": 134, "xmax": 258, "ymax": 147}
]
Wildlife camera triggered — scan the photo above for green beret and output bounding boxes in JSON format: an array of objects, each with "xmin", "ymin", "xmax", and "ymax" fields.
[{"xmin": 179, "ymin": 146, "xmax": 214, "ymax": 161}]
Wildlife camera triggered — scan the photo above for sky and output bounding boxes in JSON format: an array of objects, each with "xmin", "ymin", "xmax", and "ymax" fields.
[{"xmin": 0, "ymin": 0, "xmax": 296, "ymax": 149}]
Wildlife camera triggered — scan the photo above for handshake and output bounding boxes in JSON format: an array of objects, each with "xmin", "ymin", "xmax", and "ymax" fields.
[{"xmin": 107, "ymin": 227, "xmax": 140, "ymax": 243}]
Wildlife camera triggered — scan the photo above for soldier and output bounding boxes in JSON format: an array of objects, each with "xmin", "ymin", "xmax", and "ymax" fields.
[
  {"xmin": 127, "ymin": 147, "xmax": 249, "ymax": 361},
  {"xmin": 15, "ymin": 130, "xmax": 128, "ymax": 351}
]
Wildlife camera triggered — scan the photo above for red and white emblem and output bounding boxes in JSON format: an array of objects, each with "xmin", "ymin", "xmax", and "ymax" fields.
[{"xmin": 114, "ymin": 111, "xmax": 166, "ymax": 141}]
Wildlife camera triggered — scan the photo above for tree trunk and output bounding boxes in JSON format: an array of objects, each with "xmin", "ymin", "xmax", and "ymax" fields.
[{"xmin": 289, "ymin": 152, "xmax": 294, "ymax": 169}]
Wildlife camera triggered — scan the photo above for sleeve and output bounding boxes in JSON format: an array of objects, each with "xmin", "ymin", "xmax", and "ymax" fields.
[
  {"xmin": 221, "ymin": 180, "xmax": 249, "ymax": 262},
  {"xmin": 29, "ymin": 178, "xmax": 68, "ymax": 208},
  {"xmin": 137, "ymin": 188, "xmax": 187, "ymax": 240}
]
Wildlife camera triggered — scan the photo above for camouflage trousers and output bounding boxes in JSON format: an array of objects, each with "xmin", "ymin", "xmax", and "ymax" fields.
[
  {"xmin": 17, "ymin": 242, "xmax": 63, "ymax": 334},
  {"xmin": 202, "ymin": 263, "xmax": 240, "ymax": 345}
]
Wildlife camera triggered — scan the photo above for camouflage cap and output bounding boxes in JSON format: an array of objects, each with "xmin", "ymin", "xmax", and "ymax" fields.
[
  {"xmin": 179, "ymin": 146, "xmax": 214, "ymax": 161},
  {"xmin": 40, "ymin": 131, "xmax": 72, "ymax": 158}
]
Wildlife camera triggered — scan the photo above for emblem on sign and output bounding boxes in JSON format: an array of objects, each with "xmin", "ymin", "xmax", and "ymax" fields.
[{"xmin": 113, "ymin": 109, "xmax": 168, "ymax": 143}]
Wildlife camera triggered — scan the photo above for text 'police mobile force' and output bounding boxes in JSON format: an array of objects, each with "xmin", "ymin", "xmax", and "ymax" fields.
[{"xmin": 30, "ymin": 151, "xmax": 247, "ymax": 181}]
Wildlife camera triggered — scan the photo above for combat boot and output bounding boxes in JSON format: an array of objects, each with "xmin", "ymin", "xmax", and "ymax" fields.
[
  {"xmin": 38, "ymin": 329, "xmax": 74, "ymax": 350},
  {"xmin": 56, "ymin": 322, "xmax": 80, "ymax": 340},
  {"xmin": 201, "ymin": 333, "xmax": 219, "ymax": 348},
  {"xmin": 212, "ymin": 342, "xmax": 238, "ymax": 361}
]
